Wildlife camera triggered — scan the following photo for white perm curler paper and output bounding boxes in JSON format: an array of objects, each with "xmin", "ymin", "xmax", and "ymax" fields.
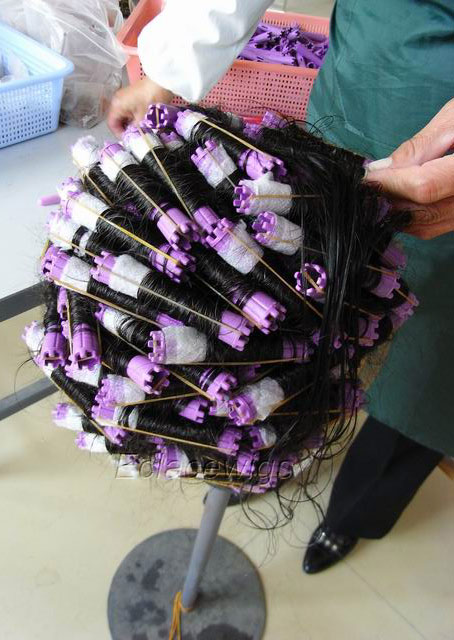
[
  {"xmin": 243, "ymin": 377, "xmax": 285, "ymax": 421},
  {"xmin": 99, "ymin": 306, "xmax": 130, "ymax": 336},
  {"xmin": 125, "ymin": 131, "xmax": 164, "ymax": 162},
  {"xmin": 70, "ymin": 192, "xmax": 109, "ymax": 231},
  {"xmin": 177, "ymin": 110, "xmax": 206, "ymax": 140},
  {"xmin": 100, "ymin": 148, "xmax": 138, "ymax": 182},
  {"xmin": 60, "ymin": 256, "xmax": 91, "ymax": 292},
  {"xmin": 266, "ymin": 214, "xmax": 301, "ymax": 255},
  {"xmin": 161, "ymin": 326, "xmax": 208, "ymax": 363},
  {"xmin": 242, "ymin": 172, "xmax": 292, "ymax": 217},
  {"xmin": 108, "ymin": 255, "xmax": 150, "ymax": 299},
  {"xmin": 218, "ymin": 220, "xmax": 263, "ymax": 274},
  {"xmin": 71, "ymin": 136, "xmax": 99, "ymax": 171}
]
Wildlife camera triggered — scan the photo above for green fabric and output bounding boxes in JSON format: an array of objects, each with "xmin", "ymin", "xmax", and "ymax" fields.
[{"xmin": 308, "ymin": 0, "xmax": 454, "ymax": 455}]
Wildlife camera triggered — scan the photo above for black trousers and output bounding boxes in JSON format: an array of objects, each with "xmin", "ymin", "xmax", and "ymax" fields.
[{"xmin": 325, "ymin": 416, "xmax": 443, "ymax": 539}]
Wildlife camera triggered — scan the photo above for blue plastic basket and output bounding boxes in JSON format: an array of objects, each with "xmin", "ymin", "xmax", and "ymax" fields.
[{"xmin": 0, "ymin": 22, "xmax": 74, "ymax": 149}]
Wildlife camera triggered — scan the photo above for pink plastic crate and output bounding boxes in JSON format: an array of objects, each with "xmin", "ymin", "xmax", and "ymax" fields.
[{"xmin": 117, "ymin": 0, "xmax": 329, "ymax": 120}]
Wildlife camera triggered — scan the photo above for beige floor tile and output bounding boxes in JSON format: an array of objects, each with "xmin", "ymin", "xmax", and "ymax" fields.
[
  {"xmin": 343, "ymin": 468, "xmax": 454, "ymax": 640},
  {"xmin": 246, "ymin": 535, "xmax": 427, "ymax": 640}
]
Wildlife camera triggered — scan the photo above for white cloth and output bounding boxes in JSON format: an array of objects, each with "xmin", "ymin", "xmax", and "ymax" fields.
[{"xmin": 137, "ymin": 0, "xmax": 274, "ymax": 102}]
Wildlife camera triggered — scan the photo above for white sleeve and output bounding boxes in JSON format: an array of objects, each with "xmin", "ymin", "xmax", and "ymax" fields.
[{"xmin": 137, "ymin": 0, "xmax": 274, "ymax": 102}]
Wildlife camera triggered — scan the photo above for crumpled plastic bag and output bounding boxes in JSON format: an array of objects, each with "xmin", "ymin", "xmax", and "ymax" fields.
[
  {"xmin": 0, "ymin": 0, "xmax": 126, "ymax": 127},
  {"xmin": 0, "ymin": 51, "xmax": 30, "ymax": 83},
  {"xmin": 0, "ymin": 0, "xmax": 26, "ymax": 31}
]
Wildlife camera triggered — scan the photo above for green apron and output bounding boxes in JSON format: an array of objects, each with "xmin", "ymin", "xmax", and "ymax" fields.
[{"xmin": 308, "ymin": 0, "xmax": 454, "ymax": 455}]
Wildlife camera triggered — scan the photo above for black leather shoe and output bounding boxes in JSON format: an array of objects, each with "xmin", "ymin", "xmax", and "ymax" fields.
[{"xmin": 303, "ymin": 524, "xmax": 358, "ymax": 574}]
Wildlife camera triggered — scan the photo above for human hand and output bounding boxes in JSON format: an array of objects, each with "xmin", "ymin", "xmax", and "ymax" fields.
[
  {"xmin": 107, "ymin": 77, "xmax": 174, "ymax": 137},
  {"xmin": 364, "ymin": 98, "xmax": 454, "ymax": 239}
]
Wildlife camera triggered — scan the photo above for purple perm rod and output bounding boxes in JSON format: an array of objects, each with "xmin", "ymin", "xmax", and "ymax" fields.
[
  {"xmin": 146, "ymin": 103, "xmax": 181, "ymax": 130},
  {"xmin": 67, "ymin": 323, "xmax": 101, "ymax": 371},
  {"xmin": 39, "ymin": 325, "xmax": 67, "ymax": 368},
  {"xmin": 179, "ymin": 397, "xmax": 210, "ymax": 423},
  {"xmin": 217, "ymin": 426, "xmax": 243, "ymax": 456},
  {"xmin": 295, "ymin": 264, "xmax": 327, "ymax": 300}
]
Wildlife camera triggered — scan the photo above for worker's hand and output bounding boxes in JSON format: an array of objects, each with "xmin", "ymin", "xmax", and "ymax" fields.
[
  {"xmin": 107, "ymin": 77, "xmax": 174, "ymax": 137},
  {"xmin": 364, "ymin": 98, "xmax": 454, "ymax": 239}
]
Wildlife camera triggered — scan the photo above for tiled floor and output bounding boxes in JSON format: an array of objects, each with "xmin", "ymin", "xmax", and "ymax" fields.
[{"xmin": 2, "ymin": 309, "xmax": 454, "ymax": 639}]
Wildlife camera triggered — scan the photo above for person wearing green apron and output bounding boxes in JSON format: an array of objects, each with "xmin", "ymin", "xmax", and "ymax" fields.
[
  {"xmin": 108, "ymin": 0, "xmax": 454, "ymax": 572},
  {"xmin": 303, "ymin": 0, "xmax": 454, "ymax": 573}
]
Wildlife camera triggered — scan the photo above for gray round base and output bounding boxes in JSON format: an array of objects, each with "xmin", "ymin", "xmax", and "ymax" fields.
[{"xmin": 108, "ymin": 528, "xmax": 266, "ymax": 640}]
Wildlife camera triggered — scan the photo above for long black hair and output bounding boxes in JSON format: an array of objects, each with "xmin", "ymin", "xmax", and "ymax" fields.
[{"xmin": 30, "ymin": 104, "xmax": 416, "ymax": 524}]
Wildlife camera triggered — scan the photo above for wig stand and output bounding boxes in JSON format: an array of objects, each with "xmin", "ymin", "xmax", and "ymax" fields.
[{"xmin": 107, "ymin": 485, "xmax": 266, "ymax": 639}]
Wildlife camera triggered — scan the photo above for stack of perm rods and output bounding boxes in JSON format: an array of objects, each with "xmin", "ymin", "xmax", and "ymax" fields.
[{"xmin": 25, "ymin": 103, "xmax": 418, "ymax": 497}]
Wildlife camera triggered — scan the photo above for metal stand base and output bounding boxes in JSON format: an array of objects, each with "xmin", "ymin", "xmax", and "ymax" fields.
[{"xmin": 107, "ymin": 528, "xmax": 266, "ymax": 640}]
